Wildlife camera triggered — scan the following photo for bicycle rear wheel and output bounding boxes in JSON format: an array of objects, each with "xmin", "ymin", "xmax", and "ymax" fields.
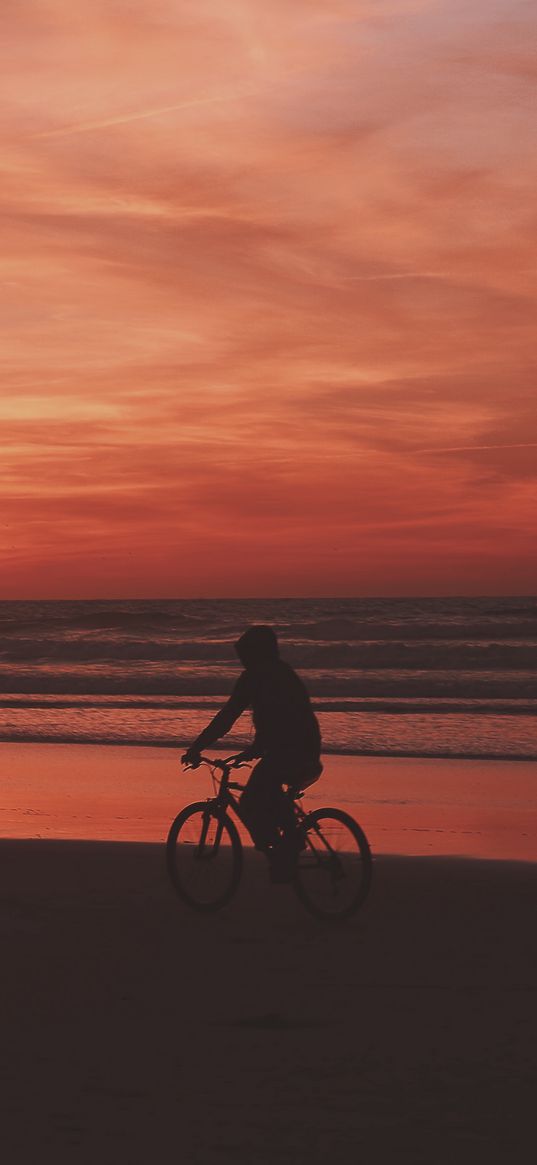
[
  {"xmin": 294, "ymin": 807, "xmax": 372, "ymax": 920},
  {"xmin": 166, "ymin": 801, "xmax": 242, "ymax": 913}
]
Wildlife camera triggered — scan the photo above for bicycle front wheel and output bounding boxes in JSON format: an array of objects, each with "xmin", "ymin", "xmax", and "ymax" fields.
[
  {"xmin": 294, "ymin": 808, "xmax": 372, "ymax": 921},
  {"xmin": 166, "ymin": 801, "xmax": 243, "ymax": 913}
]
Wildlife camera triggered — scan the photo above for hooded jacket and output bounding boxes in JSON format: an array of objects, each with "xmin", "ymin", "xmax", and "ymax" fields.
[{"xmin": 192, "ymin": 626, "xmax": 321, "ymax": 759}]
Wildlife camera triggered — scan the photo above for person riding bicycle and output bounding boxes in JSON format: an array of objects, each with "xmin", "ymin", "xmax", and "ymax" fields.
[{"xmin": 182, "ymin": 625, "xmax": 322, "ymax": 878}]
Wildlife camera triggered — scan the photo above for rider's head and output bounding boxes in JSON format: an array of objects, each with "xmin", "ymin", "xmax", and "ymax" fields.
[{"xmin": 235, "ymin": 625, "xmax": 279, "ymax": 671}]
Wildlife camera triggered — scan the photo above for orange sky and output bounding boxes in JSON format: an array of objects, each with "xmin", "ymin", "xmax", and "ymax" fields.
[{"xmin": 1, "ymin": 0, "xmax": 536, "ymax": 598}]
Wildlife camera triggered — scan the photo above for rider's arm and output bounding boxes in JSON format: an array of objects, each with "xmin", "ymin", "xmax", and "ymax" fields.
[{"xmin": 190, "ymin": 672, "xmax": 252, "ymax": 753}]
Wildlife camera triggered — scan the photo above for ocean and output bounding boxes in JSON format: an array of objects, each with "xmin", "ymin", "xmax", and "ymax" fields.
[{"xmin": 0, "ymin": 597, "xmax": 536, "ymax": 759}]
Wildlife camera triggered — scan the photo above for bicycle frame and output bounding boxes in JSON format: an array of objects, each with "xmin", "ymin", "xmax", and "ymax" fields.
[{"xmin": 186, "ymin": 754, "xmax": 321, "ymax": 853}]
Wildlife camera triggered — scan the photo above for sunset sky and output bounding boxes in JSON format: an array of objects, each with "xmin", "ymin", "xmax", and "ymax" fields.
[{"xmin": 2, "ymin": 0, "xmax": 536, "ymax": 597}]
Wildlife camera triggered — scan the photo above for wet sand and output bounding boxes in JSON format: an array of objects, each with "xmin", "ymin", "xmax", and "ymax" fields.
[
  {"xmin": 1, "ymin": 839, "xmax": 536, "ymax": 1163},
  {"xmin": 2, "ymin": 742, "xmax": 536, "ymax": 860}
]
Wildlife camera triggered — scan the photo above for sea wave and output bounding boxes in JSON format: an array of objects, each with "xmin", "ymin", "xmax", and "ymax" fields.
[
  {"xmin": 0, "ymin": 662, "xmax": 535, "ymax": 699},
  {"xmin": 0, "ymin": 710, "xmax": 536, "ymax": 760},
  {"xmin": 0, "ymin": 695, "xmax": 536, "ymax": 716},
  {"xmin": 0, "ymin": 609, "xmax": 207, "ymax": 637},
  {"xmin": 278, "ymin": 617, "xmax": 537, "ymax": 641},
  {"xmin": 1, "ymin": 636, "xmax": 536, "ymax": 672}
]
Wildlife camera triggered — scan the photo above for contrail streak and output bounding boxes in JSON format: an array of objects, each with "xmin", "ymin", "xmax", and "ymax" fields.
[
  {"xmin": 32, "ymin": 90, "xmax": 255, "ymax": 140},
  {"xmin": 415, "ymin": 442, "xmax": 537, "ymax": 455},
  {"xmin": 343, "ymin": 272, "xmax": 444, "ymax": 282}
]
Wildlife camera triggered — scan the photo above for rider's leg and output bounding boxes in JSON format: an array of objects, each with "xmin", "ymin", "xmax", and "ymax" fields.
[
  {"xmin": 240, "ymin": 755, "xmax": 322, "ymax": 880},
  {"xmin": 276, "ymin": 754, "xmax": 323, "ymax": 840},
  {"xmin": 275, "ymin": 787, "xmax": 297, "ymax": 838},
  {"xmin": 238, "ymin": 759, "xmax": 281, "ymax": 852}
]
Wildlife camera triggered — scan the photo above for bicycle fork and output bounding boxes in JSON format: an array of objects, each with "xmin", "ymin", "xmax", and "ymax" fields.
[
  {"xmin": 301, "ymin": 818, "xmax": 345, "ymax": 881},
  {"xmin": 196, "ymin": 805, "xmax": 225, "ymax": 861}
]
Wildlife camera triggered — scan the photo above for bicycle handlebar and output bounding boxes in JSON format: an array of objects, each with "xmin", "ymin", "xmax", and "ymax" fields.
[{"xmin": 181, "ymin": 753, "xmax": 250, "ymax": 772}]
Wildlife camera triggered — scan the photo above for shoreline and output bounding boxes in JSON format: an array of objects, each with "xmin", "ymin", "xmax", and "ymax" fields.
[
  {"xmin": 1, "ymin": 733, "xmax": 536, "ymax": 761},
  {"xmin": 2, "ymin": 741, "xmax": 536, "ymax": 861}
]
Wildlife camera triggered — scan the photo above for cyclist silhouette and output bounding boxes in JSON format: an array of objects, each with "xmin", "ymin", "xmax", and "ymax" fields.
[{"xmin": 183, "ymin": 625, "xmax": 322, "ymax": 876}]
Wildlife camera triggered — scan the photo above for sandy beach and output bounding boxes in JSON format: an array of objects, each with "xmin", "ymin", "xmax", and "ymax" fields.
[
  {"xmin": 1, "ymin": 743, "xmax": 536, "ymax": 1161},
  {"xmin": 2, "ymin": 839, "xmax": 535, "ymax": 1163}
]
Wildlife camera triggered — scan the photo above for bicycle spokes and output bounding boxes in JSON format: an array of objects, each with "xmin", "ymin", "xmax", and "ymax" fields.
[
  {"xmin": 294, "ymin": 809, "xmax": 372, "ymax": 919},
  {"xmin": 167, "ymin": 805, "xmax": 242, "ymax": 911}
]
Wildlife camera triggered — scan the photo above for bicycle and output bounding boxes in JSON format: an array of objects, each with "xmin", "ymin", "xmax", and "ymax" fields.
[{"xmin": 166, "ymin": 754, "xmax": 373, "ymax": 921}]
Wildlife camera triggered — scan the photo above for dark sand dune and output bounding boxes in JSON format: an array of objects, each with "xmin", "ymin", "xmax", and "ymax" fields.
[{"xmin": 1, "ymin": 840, "xmax": 535, "ymax": 1163}]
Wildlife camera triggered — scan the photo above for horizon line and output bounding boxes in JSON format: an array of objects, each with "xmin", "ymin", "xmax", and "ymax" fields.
[{"xmin": 0, "ymin": 593, "xmax": 535, "ymax": 603}]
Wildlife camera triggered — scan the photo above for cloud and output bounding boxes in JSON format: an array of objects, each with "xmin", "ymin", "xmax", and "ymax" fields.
[{"xmin": 1, "ymin": 0, "xmax": 536, "ymax": 595}]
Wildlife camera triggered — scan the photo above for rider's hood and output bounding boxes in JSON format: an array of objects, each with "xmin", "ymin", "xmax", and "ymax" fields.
[{"xmin": 235, "ymin": 625, "xmax": 279, "ymax": 670}]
